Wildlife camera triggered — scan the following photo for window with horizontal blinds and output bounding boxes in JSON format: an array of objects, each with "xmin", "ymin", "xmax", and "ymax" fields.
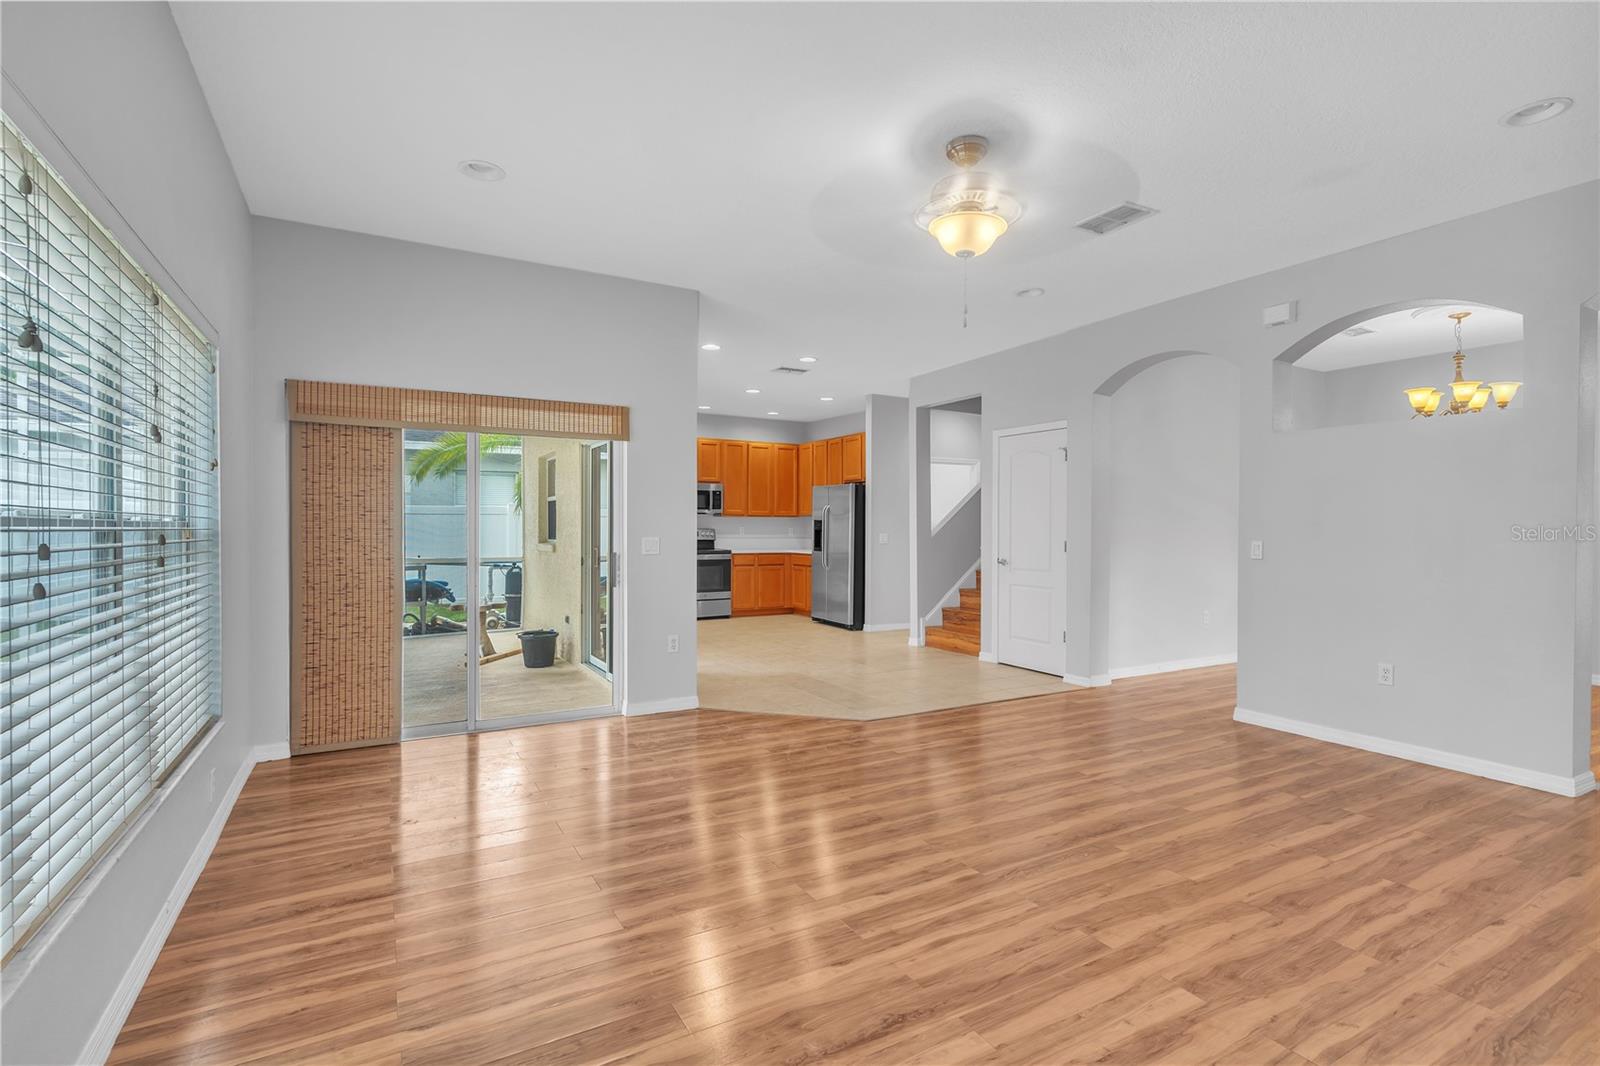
[{"xmin": 1, "ymin": 116, "xmax": 220, "ymax": 960}]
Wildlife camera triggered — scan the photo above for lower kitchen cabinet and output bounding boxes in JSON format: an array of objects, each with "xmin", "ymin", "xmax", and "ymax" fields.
[
  {"xmin": 756, "ymin": 555, "xmax": 787, "ymax": 609},
  {"xmin": 731, "ymin": 556, "xmax": 757, "ymax": 612},
  {"xmin": 730, "ymin": 554, "xmax": 812, "ymax": 616},
  {"xmin": 789, "ymin": 555, "xmax": 811, "ymax": 614}
]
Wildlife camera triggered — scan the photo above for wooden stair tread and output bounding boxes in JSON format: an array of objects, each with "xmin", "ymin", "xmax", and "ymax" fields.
[{"xmin": 924, "ymin": 625, "xmax": 979, "ymax": 656}]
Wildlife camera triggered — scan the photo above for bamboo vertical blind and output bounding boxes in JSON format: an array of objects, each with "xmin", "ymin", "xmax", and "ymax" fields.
[
  {"xmin": 289, "ymin": 422, "xmax": 402, "ymax": 753},
  {"xmin": 286, "ymin": 380, "xmax": 630, "ymax": 440}
]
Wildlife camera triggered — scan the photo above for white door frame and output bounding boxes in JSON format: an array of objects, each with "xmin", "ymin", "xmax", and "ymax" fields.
[{"xmin": 989, "ymin": 419, "xmax": 1070, "ymax": 679}]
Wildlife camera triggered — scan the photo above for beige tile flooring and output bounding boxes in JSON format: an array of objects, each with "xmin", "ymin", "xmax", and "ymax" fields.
[
  {"xmin": 402, "ymin": 630, "xmax": 613, "ymax": 727},
  {"xmin": 696, "ymin": 613, "xmax": 1070, "ymax": 720}
]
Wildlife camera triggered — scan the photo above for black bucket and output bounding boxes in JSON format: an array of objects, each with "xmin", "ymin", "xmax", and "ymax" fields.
[{"xmin": 518, "ymin": 628, "xmax": 557, "ymax": 668}]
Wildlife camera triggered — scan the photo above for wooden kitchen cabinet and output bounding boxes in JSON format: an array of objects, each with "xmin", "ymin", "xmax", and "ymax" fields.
[
  {"xmin": 842, "ymin": 432, "xmax": 865, "ymax": 483},
  {"xmin": 826, "ymin": 437, "xmax": 844, "ymax": 485},
  {"xmin": 696, "ymin": 438, "xmax": 722, "ymax": 483},
  {"xmin": 797, "ymin": 442, "xmax": 814, "ymax": 515},
  {"xmin": 773, "ymin": 444, "xmax": 799, "ymax": 516},
  {"xmin": 789, "ymin": 555, "xmax": 812, "ymax": 613},
  {"xmin": 731, "ymin": 556, "xmax": 757, "ymax": 612},
  {"xmin": 812, "ymin": 439, "xmax": 830, "ymax": 487},
  {"xmin": 756, "ymin": 554, "xmax": 788, "ymax": 609},
  {"xmin": 719, "ymin": 440, "xmax": 748, "ymax": 515},
  {"xmin": 747, "ymin": 442, "xmax": 774, "ymax": 516}
]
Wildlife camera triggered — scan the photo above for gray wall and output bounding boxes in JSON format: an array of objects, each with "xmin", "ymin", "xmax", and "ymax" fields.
[
  {"xmin": 864, "ymin": 395, "xmax": 910, "ymax": 628},
  {"xmin": 0, "ymin": 4, "xmax": 259, "ymax": 1063},
  {"xmin": 806, "ymin": 410, "xmax": 867, "ymax": 439},
  {"xmin": 911, "ymin": 182, "xmax": 1598, "ymax": 788},
  {"xmin": 1107, "ymin": 355, "xmax": 1239, "ymax": 674},
  {"xmin": 252, "ymin": 218, "xmax": 700, "ymax": 718},
  {"xmin": 696, "ymin": 412, "xmax": 810, "ymax": 443}
]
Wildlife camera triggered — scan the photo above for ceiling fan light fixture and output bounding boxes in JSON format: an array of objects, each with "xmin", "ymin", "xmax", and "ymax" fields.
[{"xmin": 928, "ymin": 208, "xmax": 1008, "ymax": 258}]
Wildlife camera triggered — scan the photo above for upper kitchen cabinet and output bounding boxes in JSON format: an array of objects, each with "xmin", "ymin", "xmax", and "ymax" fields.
[
  {"xmin": 720, "ymin": 439, "xmax": 749, "ymax": 515},
  {"xmin": 773, "ymin": 444, "xmax": 799, "ymax": 516},
  {"xmin": 826, "ymin": 436, "xmax": 844, "ymax": 485},
  {"xmin": 797, "ymin": 442, "xmax": 814, "ymax": 513},
  {"xmin": 841, "ymin": 432, "xmax": 865, "ymax": 483},
  {"xmin": 747, "ymin": 441, "xmax": 775, "ymax": 516},
  {"xmin": 696, "ymin": 438, "xmax": 722, "ymax": 483}
]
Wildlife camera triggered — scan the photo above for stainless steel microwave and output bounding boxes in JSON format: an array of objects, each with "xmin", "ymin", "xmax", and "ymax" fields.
[{"xmin": 696, "ymin": 483, "xmax": 724, "ymax": 515}]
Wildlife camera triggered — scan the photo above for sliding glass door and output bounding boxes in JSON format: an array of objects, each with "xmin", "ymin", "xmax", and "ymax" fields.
[{"xmin": 401, "ymin": 430, "xmax": 615, "ymax": 737}]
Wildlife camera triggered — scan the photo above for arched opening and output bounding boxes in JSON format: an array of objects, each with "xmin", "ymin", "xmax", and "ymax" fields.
[
  {"xmin": 1089, "ymin": 351, "xmax": 1240, "ymax": 683},
  {"xmin": 1273, "ymin": 299, "xmax": 1525, "ymax": 432}
]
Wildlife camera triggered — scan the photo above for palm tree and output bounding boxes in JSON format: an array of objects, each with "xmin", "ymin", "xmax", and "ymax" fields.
[{"xmin": 407, "ymin": 431, "xmax": 523, "ymax": 511}]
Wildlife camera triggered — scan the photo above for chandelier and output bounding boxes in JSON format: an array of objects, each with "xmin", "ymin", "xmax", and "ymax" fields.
[
  {"xmin": 914, "ymin": 136, "xmax": 1022, "ymax": 259},
  {"xmin": 1403, "ymin": 310, "xmax": 1521, "ymax": 418}
]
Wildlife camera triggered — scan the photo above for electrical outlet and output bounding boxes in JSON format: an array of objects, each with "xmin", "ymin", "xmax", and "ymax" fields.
[
  {"xmin": 1377, "ymin": 662, "xmax": 1394, "ymax": 686},
  {"xmin": 1249, "ymin": 540, "xmax": 1263, "ymax": 560},
  {"xmin": 667, "ymin": 634, "xmax": 679, "ymax": 653},
  {"xmin": 641, "ymin": 537, "xmax": 660, "ymax": 555},
  {"xmin": 878, "ymin": 532, "xmax": 888, "ymax": 545},
  {"xmin": 1201, "ymin": 608, "xmax": 1211, "ymax": 627}
]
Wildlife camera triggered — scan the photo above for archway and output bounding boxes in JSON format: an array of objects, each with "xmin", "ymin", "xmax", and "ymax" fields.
[{"xmin": 1086, "ymin": 350, "xmax": 1240, "ymax": 685}]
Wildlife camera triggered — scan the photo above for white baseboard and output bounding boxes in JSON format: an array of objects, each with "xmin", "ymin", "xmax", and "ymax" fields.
[
  {"xmin": 254, "ymin": 741, "xmax": 290, "ymax": 763},
  {"xmin": 978, "ymin": 651, "xmax": 997, "ymax": 663},
  {"xmin": 1063, "ymin": 672, "xmax": 1111, "ymax": 687},
  {"xmin": 82, "ymin": 743, "xmax": 260, "ymax": 1065},
  {"xmin": 1109, "ymin": 654, "xmax": 1237, "ymax": 680},
  {"xmin": 864, "ymin": 622, "xmax": 909, "ymax": 633},
  {"xmin": 623, "ymin": 696, "xmax": 698, "ymax": 716},
  {"xmin": 1234, "ymin": 706, "xmax": 1597, "ymax": 798}
]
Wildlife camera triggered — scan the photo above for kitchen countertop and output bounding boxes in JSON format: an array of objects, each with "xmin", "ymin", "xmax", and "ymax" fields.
[{"xmin": 730, "ymin": 549, "xmax": 811, "ymax": 556}]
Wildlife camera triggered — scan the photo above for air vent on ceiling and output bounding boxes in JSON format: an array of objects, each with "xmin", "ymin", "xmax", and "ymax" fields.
[
  {"xmin": 771, "ymin": 365, "xmax": 810, "ymax": 375},
  {"xmin": 1075, "ymin": 201, "xmax": 1158, "ymax": 235},
  {"xmin": 1341, "ymin": 325, "xmax": 1377, "ymax": 337}
]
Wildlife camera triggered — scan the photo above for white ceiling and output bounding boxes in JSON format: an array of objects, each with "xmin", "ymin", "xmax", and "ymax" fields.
[
  {"xmin": 172, "ymin": 2, "xmax": 1597, "ymax": 421},
  {"xmin": 1297, "ymin": 304, "xmax": 1525, "ymax": 373}
]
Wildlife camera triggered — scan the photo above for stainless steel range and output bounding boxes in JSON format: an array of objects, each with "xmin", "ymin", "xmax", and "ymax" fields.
[{"xmin": 696, "ymin": 528, "xmax": 731, "ymax": 619}]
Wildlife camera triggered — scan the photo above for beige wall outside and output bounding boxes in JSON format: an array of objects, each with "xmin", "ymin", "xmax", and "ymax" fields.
[{"xmin": 520, "ymin": 436, "xmax": 585, "ymax": 662}]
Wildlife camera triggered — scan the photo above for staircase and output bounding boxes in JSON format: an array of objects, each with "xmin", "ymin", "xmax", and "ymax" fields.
[{"xmin": 924, "ymin": 570, "xmax": 980, "ymax": 656}]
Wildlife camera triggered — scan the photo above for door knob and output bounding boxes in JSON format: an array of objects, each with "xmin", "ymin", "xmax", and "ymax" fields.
[{"xmin": 997, "ymin": 557, "xmax": 1009, "ymax": 566}]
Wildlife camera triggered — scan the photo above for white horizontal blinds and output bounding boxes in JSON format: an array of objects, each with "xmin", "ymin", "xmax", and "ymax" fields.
[{"xmin": 0, "ymin": 116, "xmax": 220, "ymax": 960}]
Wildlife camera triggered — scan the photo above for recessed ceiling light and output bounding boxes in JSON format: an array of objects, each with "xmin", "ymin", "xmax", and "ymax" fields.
[
  {"xmin": 820, "ymin": 396, "xmax": 834, "ymax": 402},
  {"xmin": 766, "ymin": 411, "xmax": 780, "ymax": 416},
  {"xmin": 1500, "ymin": 97, "xmax": 1573, "ymax": 127},
  {"xmin": 744, "ymin": 388, "xmax": 760, "ymax": 394},
  {"xmin": 798, "ymin": 356, "xmax": 817, "ymax": 363},
  {"xmin": 700, "ymin": 343, "xmax": 721, "ymax": 351},
  {"xmin": 698, "ymin": 405, "xmax": 711, "ymax": 410},
  {"xmin": 1016, "ymin": 287, "xmax": 1046, "ymax": 298},
  {"xmin": 457, "ymin": 159, "xmax": 505, "ymax": 182}
]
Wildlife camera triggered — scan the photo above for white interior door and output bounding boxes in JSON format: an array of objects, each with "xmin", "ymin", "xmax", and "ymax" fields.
[{"xmin": 995, "ymin": 426, "xmax": 1068, "ymax": 675}]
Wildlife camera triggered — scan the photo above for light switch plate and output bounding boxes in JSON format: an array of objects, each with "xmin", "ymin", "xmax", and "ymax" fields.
[
  {"xmin": 641, "ymin": 537, "xmax": 660, "ymax": 556},
  {"xmin": 878, "ymin": 532, "xmax": 888, "ymax": 544},
  {"xmin": 1249, "ymin": 540, "xmax": 1263, "ymax": 560}
]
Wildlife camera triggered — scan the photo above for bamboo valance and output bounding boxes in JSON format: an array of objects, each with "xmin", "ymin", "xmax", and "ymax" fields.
[{"xmin": 286, "ymin": 380, "xmax": 630, "ymax": 440}]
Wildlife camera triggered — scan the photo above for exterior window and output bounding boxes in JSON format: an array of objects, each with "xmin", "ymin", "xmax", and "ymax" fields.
[
  {"xmin": 1, "ymin": 116, "xmax": 221, "ymax": 958},
  {"xmin": 541, "ymin": 454, "xmax": 557, "ymax": 543}
]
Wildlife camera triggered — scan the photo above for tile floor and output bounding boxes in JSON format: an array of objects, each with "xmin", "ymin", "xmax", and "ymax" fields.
[{"xmin": 696, "ymin": 613, "xmax": 1071, "ymax": 720}]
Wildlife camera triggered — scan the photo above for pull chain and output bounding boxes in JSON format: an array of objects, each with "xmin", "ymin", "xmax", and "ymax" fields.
[{"xmin": 962, "ymin": 254, "xmax": 969, "ymax": 329}]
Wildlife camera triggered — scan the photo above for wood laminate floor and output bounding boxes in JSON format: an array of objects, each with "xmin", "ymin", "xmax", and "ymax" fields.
[
  {"xmin": 112, "ymin": 667, "xmax": 1599, "ymax": 1065},
  {"xmin": 697, "ymin": 614, "xmax": 1069, "ymax": 720}
]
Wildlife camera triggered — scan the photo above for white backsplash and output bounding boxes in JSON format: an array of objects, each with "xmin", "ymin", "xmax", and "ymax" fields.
[{"xmin": 698, "ymin": 515, "xmax": 811, "ymax": 553}]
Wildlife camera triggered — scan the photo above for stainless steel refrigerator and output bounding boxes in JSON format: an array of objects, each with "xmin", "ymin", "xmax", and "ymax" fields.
[{"xmin": 811, "ymin": 483, "xmax": 865, "ymax": 629}]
